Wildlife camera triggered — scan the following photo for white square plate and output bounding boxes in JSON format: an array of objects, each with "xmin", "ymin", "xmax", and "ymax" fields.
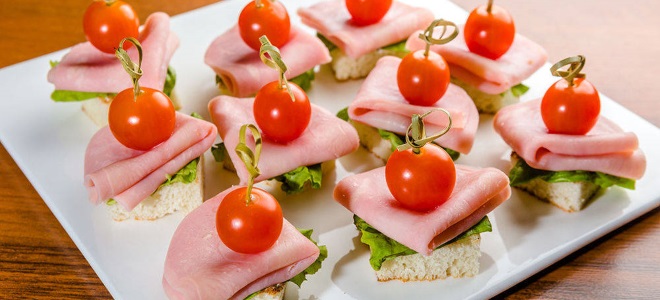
[{"xmin": 1, "ymin": 1, "xmax": 658, "ymax": 299}]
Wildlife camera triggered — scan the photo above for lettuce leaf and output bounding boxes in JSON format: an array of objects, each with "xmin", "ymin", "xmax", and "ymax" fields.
[
  {"xmin": 273, "ymin": 164, "xmax": 323, "ymax": 194},
  {"xmin": 289, "ymin": 68, "xmax": 315, "ymax": 91},
  {"xmin": 354, "ymin": 215, "xmax": 492, "ymax": 270},
  {"xmin": 163, "ymin": 66, "xmax": 176, "ymax": 97},
  {"xmin": 509, "ymin": 156, "xmax": 635, "ymax": 189},
  {"xmin": 378, "ymin": 129, "xmax": 461, "ymax": 161},
  {"xmin": 51, "ymin": 90, "xmax": 115, "ymax": 102},
  {"xmin": 289, "ymin": 229, "xmax": 328, "ymax": 287},
  {"xmin": 318, "ymin": 33, "xmax": 408, "ymax": 54},
  {"xmin": 510, "ymin": 83, "xmax": 530, "ymax": 97},
  {"xmin": 161, "ymin": 158, "xmax": 199, "ymax": 187},
  {"xmin": 211, "ymin": 142, "xmax": 228, "ymax": 163},
  {"xmin": 316, "ymin": 33, "xmax": 337, "ymax": 51},
  {"xmin": 336, "ymin": 107, "xmax": 349, "ymax": 121},
  {"xmin": 50, "ymin": 65, "xmax": 176, "ymax": 101},
  {"xmin": 380, "ymin": 39, "xmax": 409, "ymax": 54}
]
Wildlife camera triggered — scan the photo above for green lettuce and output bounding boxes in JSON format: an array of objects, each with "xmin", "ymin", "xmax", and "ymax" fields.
[
  {"xmin": 510, "ymin": 83, "xmax": 530, "ymax": 97},
  {"xmin": 336, "ymin": 107, "xmax": 349, "ymax": 122},
  {"xmin": 289, "ymin": 68, "xmax": 315, "ymax": 91},
  {"xmin": 354, "ymin": 215, "xmax": 492, "ymax": 270},
  {"xmin": 378, "ymin": 129, "xmax": 461, "ymax": 161},
  {"xmin": 161, "ymin": 158, "xmax": 199, "ymax": 187},
  {"xmin": 509, "ymin": 156, "xmax": 635, "ymax": 189},
  {"xmin": 243, "ymin": 229, "xmax": 327, "ymax": 299},
  {"xmin": 211, "ymin": 142, "xmax": 228, "ymax": 163},
  {"xmin": 318, "ymin": 33, "xmax": 408, "ymax": 54},
  {"xmin": 163, "ymin": 66, "xmax": 176, "ymax": 97},
  {"xmin": 49, "ymin": 63, "xmax": 176, "ymax": 101},
  {"xmin": 273, "ymin": 164, "xmax": 323, "ymax": 194},
  {"xmin": 289, "ymin": 229, "xmax": 328, "ymax": 287}
]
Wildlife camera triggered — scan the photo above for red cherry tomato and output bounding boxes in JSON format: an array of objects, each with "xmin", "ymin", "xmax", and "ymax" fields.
[
  {"xmin": 346, "ymin": 0, "xmax": 393, "ymax": 26},
  {"xmin": 541, "ymin": 77, "xmax": 600, "ymax": 135},
  {"xmin": 397, "ymin": 50, "xmax": 451, "ymax": 106},
  {"xmin": 108, "ymin": 87, "xmax": 176, "ymax": 151},
  {"xmin": 253, "ymin": 81, "xmax": 311, "ymax": 143},
  {"xmin": 238, "ymin": 0, "xmax": 291, "ymax": 51},
  {"xmin": 385, "ymin": 145, "xmax": 456, "ymax": 211},
  {"xmin": 464, "ymin": 3, "xmax": 515, "ymax": 60},
  {"xmin": 83, "ymin": 0, "xmax": 140, "ymax": 54},
  {"xmin": 216, "ymin": 187, "xmax": 283, "ymax": 254}
]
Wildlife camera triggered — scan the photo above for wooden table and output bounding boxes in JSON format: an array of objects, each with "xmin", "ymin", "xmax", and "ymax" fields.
[{"xmin": 1, "ymin": 0, "xmax": 658, "ymax": 298}]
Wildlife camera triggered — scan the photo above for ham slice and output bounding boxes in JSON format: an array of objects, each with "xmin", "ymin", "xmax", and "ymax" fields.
[
  {"xmin": 204, "ymin": 25, "xmax": 331, "ymax": 97},
  {"xmin": 334, "ymin": 165, "xmax": 510, "ymax": 255},
  {"xmin": 162, "ymin": 186, "xmax": 320, "ymax": 300},
  {"xmin": 84, "ymin": 113, "xmax": 217, "ymax": 211},
  {"xmin": 348, "ymin": 56, "xmax": 478, "ymax": 154},
  {"xmin": 47, "ymin": 12, "xmax": 179, "ymax": 93},
  {"xmin": 208, "ymin": 95, "xmax": 359, "ymax": 184},
  {"xmin": 493, "ymin": 99, "xmax": 646, "ymax": 179},
  {"xmin": 406, "ymin": 25, "xmax": 547, "ymax": 94},
  {"xmin": 297, "ymin": 0, "xmax": 434, "ymax": 59}
]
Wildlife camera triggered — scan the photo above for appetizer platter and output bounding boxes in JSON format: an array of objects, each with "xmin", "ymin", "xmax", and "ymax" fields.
[{"xmin": 0, "ymin": 0, "xmax": 659, "ymax": 299}]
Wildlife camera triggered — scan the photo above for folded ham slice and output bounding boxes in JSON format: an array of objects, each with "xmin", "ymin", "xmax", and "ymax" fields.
[
  {"xmin": 208, "ymin": 95, "xmax": 359, "ymax": 184},
  {"xmin": 204, "ymin": 25, "xmax": 331, "ymax": 97},
  {"xmin": 493, "ymin": 99, "xmax": 646, "ymax": 179},
  {"xmin": 47, "ymin": 12, "xmax": 179, "ymax": 93},
  {"xmin": 334, "ymin": 164, "xmax": 510, "ymax": 255},
  {"xmin": 162, "ymin": 186, "xmax": 320, "ymax": 300},
  {"xmin": 84, "ymin": 113, "xmax": 217, "ymax": 211},
  {"xmin": 297, "ymin": 0, "xmax": 434, "ymax": 59},
  {"xmin": 348, "ymin": 56, "xmax": 478, "ymax": 154},
  {"xmin": 406, "ymin": 25, "xmax": 547, "ymax": 94}
]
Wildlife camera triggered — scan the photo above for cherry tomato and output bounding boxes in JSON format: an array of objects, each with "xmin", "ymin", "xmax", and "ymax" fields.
[
  {"xmin": 253, "ymin": 81, "xmax": 311, "ymax": 144},
  {"xmin": 238, "ymin": 0, "xmax": 291, "ymax": 51},
  {"xmin": 541, "ymin": 77, "xmax": 600, "ymax": 135},
  {"xmin": 108, "ymin": 87, "xmax": 176, "ymax": 151},
  {"xmin": 385, "ymin": 145, "xmax": 456, "ymax": 211},
  {"xmin": 216, "ymin": 187, "xmax": 283, "ymax": 254},
  {"xmin": 397, "ymin": 50, "xmax": 451, "ymax": 106},
  {"xmin": 464, "ymin": 2, "xmax": 515, "ymax": 60},
  {"xmin": 83, "ymin": 0, "xmax": 140, "ymax": 54},
  {"xmin": 346, "ymin": 0, "xmax": 393, "ymax": 26}
]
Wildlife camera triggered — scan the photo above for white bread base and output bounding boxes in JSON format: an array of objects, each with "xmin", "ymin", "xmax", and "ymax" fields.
[
  {"xmin": 81, "ymin": 90, "xmax": 181, "ymax": 127},
  {"xmin": 107, "ymin": 156, "xmax": 204, "ymax": 221},
  {"xmin": 511, "ymin": 153, "xmax": 600, "ymax": 212},
  {"xmin": 451, "ymin": 78, "xmax": 519, "ymax": 114},
  {"xmin": 376, "ymin": 234, "xmax": 481, "ymax": 282},
  {"xmin": 350, "ymin": 120, "xmax": 394, "ymax": 164},
  {"xmin": 250, "ymin": 283, "xmax": 285, "ymax": 300},
  {"xmin": 330, "ymin": 48, "xmax": 407, "ymax": 81}
]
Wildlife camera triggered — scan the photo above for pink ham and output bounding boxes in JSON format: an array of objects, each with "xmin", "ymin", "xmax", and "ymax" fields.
[
  {"xmin": 47, "ymin": 12, "xmax": 179, "ymax": 93},
  {"xmin": 493, "ymin": 99, "xmax": 646, "ymax": 179},
  {"xmin": 163, "ymin": 186, "xmax": 320, "ymax": 300},
  {"xmin": 208, "ymin": 95, "xmax": 359, "ymax": 184},
  {"xmin": 334, "ymin": 165, "xmax": 510, "ymax": 255},
  {"xmin": 84, "ymin": 113, "xmax": 217, "ymax": 211},
  {"xmin": 297, "ymin": 0, "xmax": 434, "ymax": 59},
  {"xmin": 406, "ymin": 25, "xmax": 547, "ymax": 94},
  {"xmin": 204, "ymin": 25, "xmax": 331, "ymax": 97},
  {"xmin": 348, "ymin": 56, "xmax": 478, "ymax": 154}
]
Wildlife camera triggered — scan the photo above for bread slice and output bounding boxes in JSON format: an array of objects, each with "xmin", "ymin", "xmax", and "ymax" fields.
[
  {"xmin": 250, "ymin": 283, "xmax": 285, "ymax": 300},
  {"xmin": 350, "ymin": 120, "xmax": 395, "ymax": 164},
  {"xmin": 375, "ymin": 234, "xmax": 481, "ymax": 281},
  {"xmin": 330, "ymin": 48, "xmax": 407, "ymax": 81},
  {"xmin": 510, "ymin": 153, "xmax": 600, "ymax": 212},
  {"xmin": 81, "ymin": 90, "xmax": 181, "ymax": 127},
  {"xmin": 451, "ymin": 78, "xmax": 519, "ymax": 114},
  {"xmin": 107, "ymin": 155, "xmax": 204, "ymax": 221}
]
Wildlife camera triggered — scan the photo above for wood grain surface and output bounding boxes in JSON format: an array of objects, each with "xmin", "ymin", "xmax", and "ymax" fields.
[{"xmin": 1, "ymin": 0, "xmax": 658, "ymax": 299}]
